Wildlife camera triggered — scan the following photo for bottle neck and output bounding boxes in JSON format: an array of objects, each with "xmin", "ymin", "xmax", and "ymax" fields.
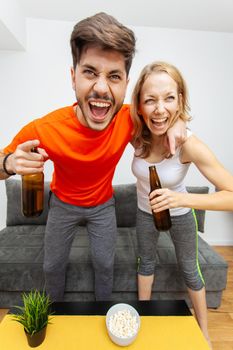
[{"xmin": 149, "ymin": 166, "xmax": 161, "ymax": 190}]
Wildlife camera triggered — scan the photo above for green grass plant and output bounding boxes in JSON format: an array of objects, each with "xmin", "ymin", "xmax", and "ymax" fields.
[{"xmin": 11, "ymin": 290, "xmax": 53, "ymax": 336}]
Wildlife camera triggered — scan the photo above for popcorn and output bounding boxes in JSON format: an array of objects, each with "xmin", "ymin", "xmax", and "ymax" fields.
[{"xmin": 108, "ymin": 309, "xmax": 139, "ymax": 338}]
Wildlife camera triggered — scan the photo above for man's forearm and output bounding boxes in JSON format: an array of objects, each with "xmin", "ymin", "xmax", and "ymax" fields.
[{"xmin": 0, "ymin": 151, "xmax": 14, "ymax": 180}]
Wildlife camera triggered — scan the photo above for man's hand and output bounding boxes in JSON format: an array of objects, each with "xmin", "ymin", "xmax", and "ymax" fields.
[
  {"xmin": 165, "ymin": 119, "xmax": 187, "ymax": 156},
  {"xmin": 5, "ymin": 140, "xmax": 48, "ymax": 175}
]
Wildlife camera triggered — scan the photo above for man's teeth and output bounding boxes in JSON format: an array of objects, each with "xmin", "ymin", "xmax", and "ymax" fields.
[{"xmin": 90, "ymin": 101, "xmax": 111, "ymax": 108}]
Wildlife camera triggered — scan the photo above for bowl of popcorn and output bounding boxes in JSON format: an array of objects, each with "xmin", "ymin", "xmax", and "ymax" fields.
[{"xmin": 106, "ymin": 303, "xmax": 140, "ymax": 346}]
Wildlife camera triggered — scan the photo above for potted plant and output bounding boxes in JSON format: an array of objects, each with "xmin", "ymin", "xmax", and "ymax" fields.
[{"xmin": 11, "ymin": 290, "xmax": 53, "ymax": 347}]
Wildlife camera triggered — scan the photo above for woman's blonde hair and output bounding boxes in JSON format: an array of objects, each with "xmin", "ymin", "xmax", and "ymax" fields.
[{"xmin": 130, "ymin": 61, "xmax": 191, "ymax": 158}]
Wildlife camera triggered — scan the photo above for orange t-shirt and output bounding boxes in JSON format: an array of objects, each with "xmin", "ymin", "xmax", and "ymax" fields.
[{"xmin": 4, "ymin": 104, "xmax": 133, "ymax": 206}]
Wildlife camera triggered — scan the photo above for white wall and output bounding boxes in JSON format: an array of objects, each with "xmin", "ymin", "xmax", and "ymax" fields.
[
  {"xmin": 0, "ymin": 18, "xmax": 233, "ymax": 244},
  {"xmin": 0, "ymin": 0, "xmax": 26, "ymax": 49}
]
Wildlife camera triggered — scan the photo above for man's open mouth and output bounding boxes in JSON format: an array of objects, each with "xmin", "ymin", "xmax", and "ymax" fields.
[{"xmin": 89, "ymin": 101, "xmax": 111, "ymax": 121}]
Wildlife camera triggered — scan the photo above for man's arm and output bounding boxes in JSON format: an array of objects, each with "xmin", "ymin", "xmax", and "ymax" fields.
[
  {"xmin": 166, "ymin": 119, "xmax": 187, "ymax": 156},
  {"xmin": 0, "ymin": 151, "xmax": 12, "ymax": 179}
]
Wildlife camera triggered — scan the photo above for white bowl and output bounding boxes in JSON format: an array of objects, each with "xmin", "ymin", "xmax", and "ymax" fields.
[{"xmin": 106, "ymin": 303, "xmax": 140, "ymax": 347}]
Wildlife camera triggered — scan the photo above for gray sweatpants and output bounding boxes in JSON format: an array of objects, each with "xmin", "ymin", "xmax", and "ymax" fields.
[
  {"xmin": 137, "ymin": 208, "xmax": 204, "ymax": 291},
  {"xmin": 43, "ymin": 193, "xmax": 117, "ymax": 301}
]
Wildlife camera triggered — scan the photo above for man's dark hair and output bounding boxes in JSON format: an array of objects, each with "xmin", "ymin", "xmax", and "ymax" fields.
[{"xmin": 70, "ymin": 12, "xmax": 136, "ymax": 76}]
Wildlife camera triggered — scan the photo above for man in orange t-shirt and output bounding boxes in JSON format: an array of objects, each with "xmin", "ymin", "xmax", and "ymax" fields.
[{"xmin": 0, "ymin": 13, "xmax": 185, "ymax": 301}]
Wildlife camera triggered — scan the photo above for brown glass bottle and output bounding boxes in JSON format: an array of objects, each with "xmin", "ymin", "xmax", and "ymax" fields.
[
  {"xmin": 21, "ymin": 150, "xmax": 44, "ymax": 217},
  {"xmin": 149, "ymin": 165, "xmax": 172, "ymax": 231}
]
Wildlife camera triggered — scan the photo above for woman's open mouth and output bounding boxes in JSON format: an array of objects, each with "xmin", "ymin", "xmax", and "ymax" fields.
[{"xmin": 151, "ymin": 117, "xmax": 168, "ymax": 128}]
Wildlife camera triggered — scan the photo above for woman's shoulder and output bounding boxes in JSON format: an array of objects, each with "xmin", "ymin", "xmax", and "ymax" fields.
[
  {"xmin": 186, "ymin": 128, "xmax": 193, "ymax": 138},
  {"xmin": 180, "ymin": 131, "xmax": 214, "ymax": 164}
]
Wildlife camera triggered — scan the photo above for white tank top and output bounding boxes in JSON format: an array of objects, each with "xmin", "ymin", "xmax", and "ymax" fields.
[{"xmin": 131, "ymin": 130, "xmax": 192, "ymax": 216}]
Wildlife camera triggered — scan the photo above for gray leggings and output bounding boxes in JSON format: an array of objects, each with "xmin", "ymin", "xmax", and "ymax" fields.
[
  {"xmin": 43, "ymin": 193, "xmax": 117, "ymax": 301},
  {"xmin": 137, "ymin": 208, "xmax": 205, "ymax": 291}
]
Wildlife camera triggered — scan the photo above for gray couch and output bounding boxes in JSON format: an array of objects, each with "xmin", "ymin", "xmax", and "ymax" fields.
[{"xmin": 0, "ymin": 179, "xmax": 228, "ymax": 308}]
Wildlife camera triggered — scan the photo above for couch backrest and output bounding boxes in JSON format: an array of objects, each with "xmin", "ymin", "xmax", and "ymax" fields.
[
  {"xmin": 5, "ymin": 179, "xmax": 208, "ymax": 232},
  {"xmin": 5, "ymin": 179, "xmax": 50, "ymax": 226},
  {"xmin": 114, "ymin": 183, "xmax": 137, "ymax": 227}
]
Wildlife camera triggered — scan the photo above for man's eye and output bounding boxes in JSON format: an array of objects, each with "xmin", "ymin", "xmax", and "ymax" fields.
[
  {"xmin": 83, "ymin": 70, "xmax": 96, "ymax": 77},
  {"xmin": 110, "ymin": 75, "xmax": 121, "ymax": 81}
]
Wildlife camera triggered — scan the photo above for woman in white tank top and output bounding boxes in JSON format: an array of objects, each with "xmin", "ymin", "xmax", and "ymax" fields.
[{"xmin": 130, "ymin": 61, "xmax": 233, "ymax": 349}]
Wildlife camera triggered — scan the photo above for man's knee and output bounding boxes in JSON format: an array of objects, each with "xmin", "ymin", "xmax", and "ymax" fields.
[
  {"xmin": 91, "ymin": 251, "xmax": 114, "ymax": 278},
  {"xmin": 43, "ymin": 260, "xmax": 66, "ymax": 275}
]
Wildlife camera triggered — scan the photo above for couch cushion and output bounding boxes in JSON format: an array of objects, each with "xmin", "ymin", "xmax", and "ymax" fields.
[{"xmin": 0, "ymin": 225, "xmax": 227, "ymax": 295}]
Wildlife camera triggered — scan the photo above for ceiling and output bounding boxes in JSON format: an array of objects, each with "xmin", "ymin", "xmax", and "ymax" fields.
[{"xmin": 18, "ymin": 0, "xmax": 233, "ymax": 33}]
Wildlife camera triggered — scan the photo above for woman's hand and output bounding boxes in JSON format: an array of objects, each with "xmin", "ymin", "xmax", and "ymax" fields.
[{"xmin": 149, "ymin": 188, "xmax": 184, "ymax": 212}]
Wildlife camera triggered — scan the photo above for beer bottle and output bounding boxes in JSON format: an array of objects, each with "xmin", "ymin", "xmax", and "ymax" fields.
[
  {"xmin": 21, "ymin": 148, "xmax": 44, "ymax": 217},
  {"xmin": 149, "ymin": 165, "xmax": 172, "ymax": 231}
]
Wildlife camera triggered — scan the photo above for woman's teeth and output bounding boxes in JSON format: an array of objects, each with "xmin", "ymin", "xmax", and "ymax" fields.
[{"xmin": 151, "ymin": 117, "xmax": 167, "ymax": 126}]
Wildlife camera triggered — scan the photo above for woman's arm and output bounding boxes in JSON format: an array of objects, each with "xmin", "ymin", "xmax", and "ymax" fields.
[{"xmin": 150, "ymin": 135, "xmax": 233, "ymax": 212}]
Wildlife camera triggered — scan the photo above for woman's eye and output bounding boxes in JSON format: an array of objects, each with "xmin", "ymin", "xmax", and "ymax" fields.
[
  {"xmin": 145, "ymin": 99, "xmax": 155, "ymax": 105},
  {"xmin": 166, "ymin": 96, "xmax": 175, "ymax": 101}
]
